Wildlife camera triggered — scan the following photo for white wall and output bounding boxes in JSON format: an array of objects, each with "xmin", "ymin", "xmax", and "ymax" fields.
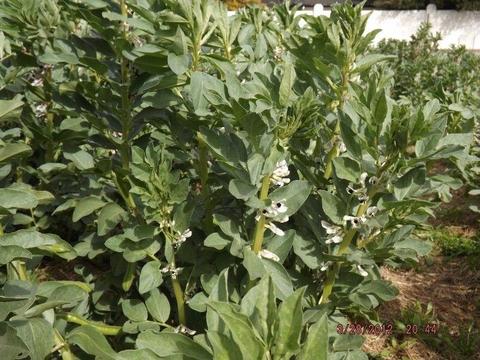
[{"xmin": 300, "ymin": 5, "xmax": 480, "ymax": 49}]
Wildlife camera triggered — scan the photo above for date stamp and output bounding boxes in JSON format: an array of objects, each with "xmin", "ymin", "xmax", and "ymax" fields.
[{"xmin": 336, "ymin": 322, "xmax": 439, "ymax": 336}]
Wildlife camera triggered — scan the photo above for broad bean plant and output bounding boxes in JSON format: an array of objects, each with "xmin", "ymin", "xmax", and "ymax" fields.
[{"xmin": 0, "ymin": 1, "xmax": 475, "ymax": 359}]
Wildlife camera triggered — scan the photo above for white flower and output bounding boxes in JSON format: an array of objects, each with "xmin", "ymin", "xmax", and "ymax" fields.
[
  {"xmin": 368, "ymin": 176, "xmax": 379, "ymax": 185},
  {"xmin": 271, "ymin": 160, "xmax": 291, "ymax": 186},
  {"xmin": 321, "ymin": 220, "xmax": 343, "ymax": 244},
  {"xmin": 358, "ymin": 194, "xmax": 369, "ymax": 204},
  {"xmin": 320, "ymin": 261, "xmax": 332, "ymax": 271},
  {"xmin": 343, "ymin": 215, "xmax": 366, "ymax": 229},
  {"xmin": 177, "ymin": 229, "xmax": 192, "ymax": 243},
  {"xmin": 160, "ymin": 219, "xmax": 175, "ymax": 229},
  {"xmin": 346, "ymin": 185, "xmax": 357, "ymax": 195},
  {"xmin": 356, "ymin": 265, "xmax": 368, "ymax": 277},
  {"xmin": 274, "ymin": 46, "xmax": 284, "ymax": 60},
  {"xmin": 262, "ymin": 200, "xmax": 288, "ymax": 218},
  {"xmin": 359, "ymin": 172, "xmax": 368, "ymax": 188},
  {"xmin": 31, "ymin": 78, "xmax": 43, "ymax": 87},
  {"xmin": 34, "ymin": 103, "xmax": 48, "ymax": 118},
  {"xmin": 325, "ymin": 234, "xmax": 343, "ymax": 244},
  {"xmin": 321, "ymin": 220, "xmax": 341, "ymax": 235},
  {"xmin": 277, "ymin": 215, "xmax": 289, "ymax": 223},
  {"xmin": 265, "ymin": 222, "xmax": 285, "ymax": 236},
  {"xmin": 258, "ymin": 249, "xmax": 280, "ymax": 262},
  {"xmin": 338, "ymin": 141, "xmax": 347, "ymax": 153},
  {"xmin": 366, "ymin": 206, "xmax": 379, "ymax": 217},
  {"xmin": 161, "ymin": 265, "xmax": 180, "ymax": 279},
  {"xmin": 175, "ymin": 325, "xmax": 196, "ymax": 336}
]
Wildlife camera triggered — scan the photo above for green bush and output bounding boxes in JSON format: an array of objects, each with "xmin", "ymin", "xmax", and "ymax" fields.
[{"xmin": 0, "ymin": 0, "xmax": 474, "ymax": 358}]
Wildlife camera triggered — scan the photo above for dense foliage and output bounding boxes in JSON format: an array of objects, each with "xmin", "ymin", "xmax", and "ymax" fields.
[{"xmin": 0, "ymin": 0, "xmax": 475, "ymax": 359}]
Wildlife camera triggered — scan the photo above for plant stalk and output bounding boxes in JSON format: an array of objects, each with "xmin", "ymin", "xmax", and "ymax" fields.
[
  {"xmin": 53, "ymin": 329, "xmax": 75, "ymax": 360},
  {"xmin": 119, "ymin": 0, "xmax": 131, "ymax": 171},
  {"xmin": 60, "ymin": 313, "xmax": 121, "ymax": 336},
  {"xmin": 251, "ymin": 175, "xmax": 271, "ymax": 254},
  {"xmin": 172, "ymin": 276, "xmax": 186, "ymax": 325},
  {"xmin": 319, "ymin": 192, "xmax": 375, "ymax": 304}
]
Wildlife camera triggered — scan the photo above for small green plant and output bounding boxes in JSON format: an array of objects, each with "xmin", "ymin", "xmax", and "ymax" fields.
[{"xmin": 429, "ymin": 228, "xmax": 480, "ymax": 256}]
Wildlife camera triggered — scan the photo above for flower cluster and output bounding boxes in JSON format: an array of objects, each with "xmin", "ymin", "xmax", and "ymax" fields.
[
  {"xmin": 320, "ymin": 261, "xmax": 333, "ymax": 272},
  {"xmin": 257, "ymin": 199, "xmax": 289, "ymax": 237},
  {"xmin": 271, "ymin": 160, "xmax": 290, "ymax": 187},
  {"xmin": 346, "ymin": 172, "xmax": 379, "ymax": 204},
  {"xmin": 321, "ymin": 220, "xmax": 343, "ymax": 244},
  {"xmin": 161, "ymin": 265, "xmax": 181, "ymax": 279},
  {"xmin": 174, "ymin": 324, "xmax": 196, "ymax": 336},
  {"xmin": 34, "ymin": 103, "xmax": 48, "ymax": 119},
  {"xmin": 343, "ymin": 206, "xmax": 379, "ymax": 229},
  {"xmin": 174, "ymin": 228, "xmax": 192, "ymax": 247}
]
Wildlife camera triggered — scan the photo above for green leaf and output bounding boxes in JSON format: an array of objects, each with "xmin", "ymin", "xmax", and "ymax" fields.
[
  {"xmin": 333, "ymin": 157, "xmax": 361, "ymax": 182},
  {"xmin": 0, "ymin": 96, "xmax": 23, "ymax": 122},
  {"xmin": 204, "ymin": 232, "xmax": 231, "ymax": 250},
  {"xmin": 167, "ymin": 53, "xmax": 190, "ymax": 75},
  {"xmin": 64, "ymin": 150, "xmax": 95, "ymax": 170},
  {"xmin": 332, "ymin": 334, "xmax": 364, "ymax": 352},
  {"xmin": 0, "ymin": 246, "xmax": 32, "ymax": 265},
  {"xmin": 269, "ymin": 180, "xmax": 311, "ymax": 217},
  {"xmin": 68, "ymin": 326, "xmax": 117, "ymax": 360},
  {"xmin": 318, "ymin": 190, "xmax": 345, "ymax": 224},
  {"xmin": 97, "ymin": 203, "xmax": 127, "ymax": 236},
  {"xmin": 241, "ymin": 276, "xmax": 276, "ymax": 344},
  {"xmin": 394, "ymin": 167, "xmax": 425, "ymax": 200},
  {"xmin": 0, "ymin": 143, "xmax": 32, "ymax": 163},
  {"xmin": 206, "ymin": 331, "xmax": 243, "ymax": 360},
  {"xmin": 137, "ymin": 331, "xmax": 212, "ymax": 359},
  {"xmin": 0, "ymin": 229, "xmax": 58, "ymax": 248},
  {"xmin": 72, "ymin": 196, "xmax": 106, "ymax": 222},
  {"xmin": 353, "ymin": 54, "xmax": 395, "ymax": 73},
  {"xmin": 228, "ymin": 179, "xmax": 257, "ymax": 200},
  {"xmin": 138, "ymin": 261, "xmax": 163, "ymax": 295},
  {"xmin": 262, "ymin": 259, "xmax": 293, "ymax": 300},
  {"xmin": 122, "ymin": 299, "xmax": 148, "ymax": 322},
  {"xmin": 273, "ymin": 287, "xmax": 305, "ymax": 357},
  {"xmin": 10, "ymin": 318, "xmax": 54, "ymax": 360},
  {"xmin": 208, "ymin": 302, "xmax": 266, "ymax": 360},
  {"xmin": 279, "ymin": 61, "xmax": 296, "ymax": 106},
  {"xmin": 0, "ymin": 188, "xmax": 38, "ymax": 209},
  {"xmin": 356, "ymin": 280, "xmax": 399, "ymax": 301},
  {"xmin": 0, "ymin": 322, "xmax": 29, "ymax": 360},
  {"xmin": 339, "ymin": 112, "xmax": 363, "ymax": 159},
  {"xmin": 144, "ymin": 288, "xmax": 170, "ymax": 323},
  {"xmin": 298, "ymin": 313, "xmax": 328, "ymax": 360},
  {"xmin": 190, "ymin": 72, "xmax": 225, "ymax": 115}
]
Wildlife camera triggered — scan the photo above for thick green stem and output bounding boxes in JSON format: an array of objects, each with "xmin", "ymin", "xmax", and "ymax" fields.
[
  {"xmin": 319, "ymin": 195, "xmax": 374, "ymax": 304},
  {"xmin": 119, "ymin": 0, "xmax": 131, "ymax": 171},
  {"xmin": 251, "ymin": 176, "xmax": 271, "ymax": 254},
  {"xmin": 323, "ymin": 60, "xmax": 353, "ymax": 180},
  {"xmin": 172, "ymin": 277, "xmax": 186, "ymax": 325},
  {"xmin": 53, "ymin": 329, "xmax": 75, "ymax": 360},
  {"xmin": 60, "ymin": 313, "xmax": 121, "ymax": 336}
]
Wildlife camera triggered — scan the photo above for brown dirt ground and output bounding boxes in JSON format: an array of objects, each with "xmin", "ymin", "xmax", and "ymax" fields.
[
  {"xmin": 363, "ymin": 258, "xmax": 480, "ymax": 359},
  {"xmin": 363, "ymin": 184, "xmax": 480, "ymax": 359}
]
